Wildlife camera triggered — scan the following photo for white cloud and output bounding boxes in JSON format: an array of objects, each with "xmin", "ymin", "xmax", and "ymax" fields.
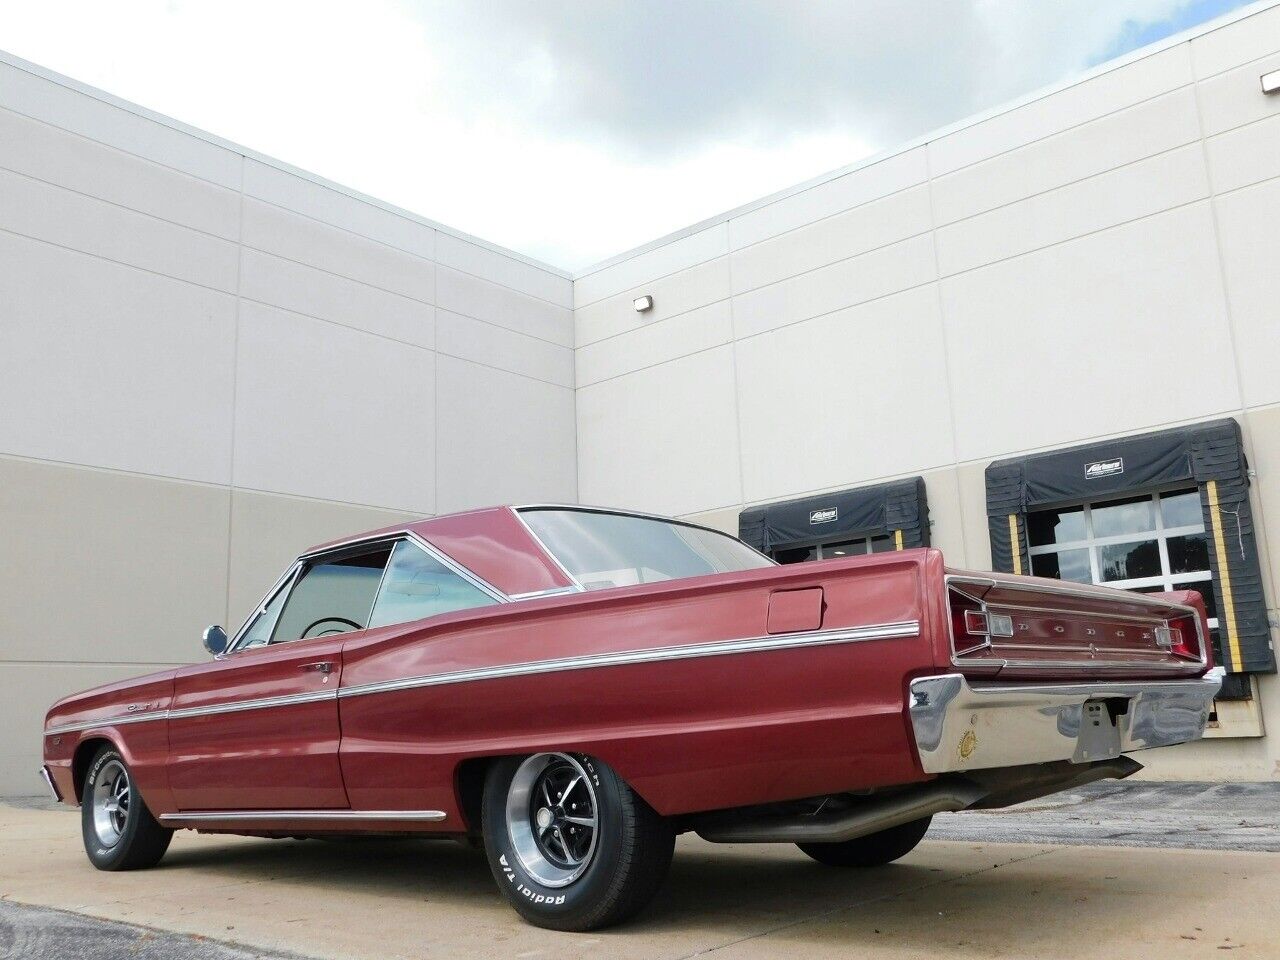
[{"xmin": 0, "ymin": 0, "xmax": 1244, "ymax": 268}]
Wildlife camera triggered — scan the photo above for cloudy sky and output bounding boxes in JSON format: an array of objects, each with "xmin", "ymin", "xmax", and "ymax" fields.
[{"xmin": 0, "ymin": 0, "xmax": 1253, "ymax": 269}]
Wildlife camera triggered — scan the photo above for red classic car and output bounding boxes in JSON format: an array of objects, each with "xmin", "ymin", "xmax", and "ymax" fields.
[{"xmin": 42, "ymin": 505, "xmax": 1222, "ymax": 930}]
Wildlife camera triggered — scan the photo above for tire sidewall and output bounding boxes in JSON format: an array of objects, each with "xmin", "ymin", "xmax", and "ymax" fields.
[
  {"xmin": 482, "ymin": 754, "xmax": 624, "ymax": 925},
  {"xmin": 81, "ymin": 746, "xmax": 141, "ymax": 869}
]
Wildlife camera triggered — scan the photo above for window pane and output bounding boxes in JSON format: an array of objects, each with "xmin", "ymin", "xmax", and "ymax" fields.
[
  {"xmin": 869, "ymin": 535, "xmax": 896, "ymax": 553},
  {"xmin": 1090, "ymin": 496, "xmax": 1155, "ymax": 538},
  {"xmin": 774, "ymin": 546, "xmax": 818, "ymax": 564},
  {"xmin": 238, "ymin": 580, "xmax": 290, "ymax": 650},
  {"xmin": 271, "ymin": 547, "xmax": 392, "ymax": 642},
  {"xmin": 821, "ymin": 540, "xmax": 867, "ymax": 559},
  {"xmin": 1167, "ymin": 533, "xmax": 1209, "ymax": 575},
  {"xmin": 1183, "ymin": 578, "xmax": 1218, "ymax": 623},
  {"xmin": 1030, "ymin": 548, "xmax": 1091, "ymax": 583},
  {"xmin": 1098, "ymin": 539, "xmax": 1161, "ymax": 582},
  {"xmin": 1160, "ymin": 490, "xmax": 1203, "ymax": 530},
  {"xmin": 1028, "ymin": 506, "xmax": 1085, "ymax": 547},
  {"xmin": 368, "ymin": 541, "xmax": 498, "ymax": 629},
  {"xmin": 521, "ymin": 509, "xmax": 773, "ymax": 590}
]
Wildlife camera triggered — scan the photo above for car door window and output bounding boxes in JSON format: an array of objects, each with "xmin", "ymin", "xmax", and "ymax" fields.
[
  {"xmin": 368, "ymin": 539, "xmax": 498, "ymax": 629},
  {"xmin": 270, "ymin": 546, "xmax": 393, "ymax": 643}
]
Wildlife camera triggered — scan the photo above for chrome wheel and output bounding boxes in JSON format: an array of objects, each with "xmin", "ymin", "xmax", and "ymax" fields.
[
  {"xmin": 91, "ymin": 759, "xmax": 131, "ymax": 847},
  {"xmin": 505, "ymin": 753, "xmax": 599, "ymax": 888}
]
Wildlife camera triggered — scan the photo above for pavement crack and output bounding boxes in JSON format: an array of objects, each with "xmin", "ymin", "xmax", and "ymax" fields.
[{"xmin": 670, "ymin": 846, "xmax": 1058, "ymax": 960}]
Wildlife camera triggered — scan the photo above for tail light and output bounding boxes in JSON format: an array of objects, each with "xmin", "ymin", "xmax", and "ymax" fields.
[
  {"xmin": 1164, "ymin": 612, "xmax": 1207, "ymax": 663},
  {"xmin": 949, "ymin": 589, "xmax": 1013, "ymax": 657}
]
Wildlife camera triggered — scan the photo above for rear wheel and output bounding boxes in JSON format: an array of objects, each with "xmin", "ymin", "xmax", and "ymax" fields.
[
  {"xmin": 481, "ymin": 752, "xmax": 674, "ymax": 931},
  {"xmin": 80, "ymin": 746, "xmax": 173, "ymax": 871},
  {"xmin": 797, "ymin": 815, "xmax": 931, "ymax": 867}
]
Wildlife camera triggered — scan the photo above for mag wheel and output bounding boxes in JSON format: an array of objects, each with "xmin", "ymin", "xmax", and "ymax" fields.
[
  {"xmin": 81, "ymin": 746, "xmax": 173, "ymax": 871},
  {"xmin": 797, "ymin": 815, "xmax": 932, "ymax": 867},
  {"xmin": 481, "ymin": 752, "xmax": 674, "ymax": 931}
]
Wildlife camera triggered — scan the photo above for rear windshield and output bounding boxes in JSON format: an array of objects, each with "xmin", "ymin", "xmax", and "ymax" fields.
[{"xmin": 519, "ymin": 508, "xmax": 774, "ymax": 590}]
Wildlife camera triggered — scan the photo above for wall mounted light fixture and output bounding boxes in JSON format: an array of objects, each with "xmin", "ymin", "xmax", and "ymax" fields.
[
  {"xmin": 1262, "ymin": 69, "xmax": 1280, "ymax": 95},
  {"xmin": 633, "ymin": 295, "xmax": 654, "ymax": 312}
]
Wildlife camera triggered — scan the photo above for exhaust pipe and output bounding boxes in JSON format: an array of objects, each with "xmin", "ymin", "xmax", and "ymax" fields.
[
  {"xmin": 694, "ymin": 757, "xmax": 1141, "ymax": 845},
  {"xmin": 696, "ymin": 781, "xmax": 986, "ymax": 844}
]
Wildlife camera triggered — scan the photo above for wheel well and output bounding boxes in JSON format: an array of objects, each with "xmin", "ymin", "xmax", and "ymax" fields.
[
  {"xmin": 71, "ymin": 737, "xmax": 113, "ymax": 801},
  {"xmin": 455, "ymin": 755, "xmax": 511, "ymax": 834}
]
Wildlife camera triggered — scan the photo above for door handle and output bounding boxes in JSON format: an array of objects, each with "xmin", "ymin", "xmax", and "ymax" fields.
[{"xmin": 301, "ymin": 661, "xmax": 333, "ymax": 675}]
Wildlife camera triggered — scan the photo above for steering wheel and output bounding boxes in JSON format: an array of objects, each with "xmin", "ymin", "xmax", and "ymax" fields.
[{"xmin": 300, "ymin": 617, "xmax": 361, "ymax": 639}]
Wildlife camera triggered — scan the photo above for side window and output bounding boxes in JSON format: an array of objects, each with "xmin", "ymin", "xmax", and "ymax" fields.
[
  {"xmin": 368, "ymin": 540, "xmax": 498, "ymax": 629},
  {"xmin": 270, "ymin": 546, "xmax": 393, "ymax": 643}
]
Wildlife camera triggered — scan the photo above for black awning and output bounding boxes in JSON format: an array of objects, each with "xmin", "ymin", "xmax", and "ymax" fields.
[
  {"xmin": 738, "ymin": 477, "xmax": 929, "ymax": 553},
  {"xmin": 986, "ymin": 418, "xmax": 1274, "ymax": 679}
]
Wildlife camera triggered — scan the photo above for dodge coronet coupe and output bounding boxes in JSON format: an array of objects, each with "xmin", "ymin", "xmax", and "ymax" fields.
[{"xmin": 42, "ymin": 505, "xmax": 1223, "ymax": 930}]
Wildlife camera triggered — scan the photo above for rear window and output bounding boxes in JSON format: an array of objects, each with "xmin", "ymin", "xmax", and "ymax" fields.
[{"xmin": 520, "ymin": 508, "xmax": 773, "ymax": 590}]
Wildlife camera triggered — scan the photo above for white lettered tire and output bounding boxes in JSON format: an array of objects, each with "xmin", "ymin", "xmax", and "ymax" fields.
[
  {"xmin": 80, "ymin": 745, "xmax": 173, "ymax": 871},
  {"xmin": 481, "ymin": 752, "xmax": 674, "ymax": 931}
]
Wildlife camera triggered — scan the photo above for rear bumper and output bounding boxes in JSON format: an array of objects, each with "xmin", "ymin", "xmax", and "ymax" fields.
[{"xmin": 909, "ymin": 667, "xmax": 1223, "ymax": 775}]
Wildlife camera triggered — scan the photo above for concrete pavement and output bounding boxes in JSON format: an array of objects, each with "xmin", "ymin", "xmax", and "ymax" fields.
[{"xmin": 1, "ymin": 797, "xmax": 1276, "ymax": 959}]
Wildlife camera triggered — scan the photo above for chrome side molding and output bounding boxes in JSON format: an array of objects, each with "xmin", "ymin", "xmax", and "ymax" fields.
[
  {"xmin": 158, "ymin": 809, "xmax": 447, "ymax": 824},
  {"xmin": 46, "ymin": 619, "xmax": 919, "ymax": 733}
]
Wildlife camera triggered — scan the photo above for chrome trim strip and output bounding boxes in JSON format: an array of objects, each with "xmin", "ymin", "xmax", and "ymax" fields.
[
  {"xmin": 168, "ymin": 688, "xmax": 336, "ymax": 721},
  {"xmin": 45, "ymin": 688, "xmax": 339, "ymax": 735},
  {"xmin": 46, "ymin": 620, "xmax": 919, "ymax": 733},
  {"xmin": 45, "ymin": 710, "xmax": 170, "ymax": 736},
  {"xmin": 39, "ymin": 766, "xmax": 61, "ymax": 802},
  {"xmin": 159, "ymin": 809, "xmax": 447, "ymax": 824},
  {"xmin": 507, "ymin": 586, "xmax": 581, "ymax": 601},
  {"xmin": 338, "ymin": 620, "xmax": 920, "ymax": 700}
]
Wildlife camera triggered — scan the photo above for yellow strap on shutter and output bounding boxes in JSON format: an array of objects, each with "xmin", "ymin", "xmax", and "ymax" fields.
[
  {"xmin": 894, "ymin": 529, "xmax": 904, "ymax": 551},
  {"xmin": 1206, "ymin": 479, "xmax": 1244, "ymax": 673},
  {"xmin": 1008, "ymin": 514, "xmax": 1022, "ymax": 575}
]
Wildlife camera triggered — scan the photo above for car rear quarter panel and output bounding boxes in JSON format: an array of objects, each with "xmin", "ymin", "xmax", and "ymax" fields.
[{"xmin": 337, "ymin": 549, "xmax": 948, "ymax": 824}]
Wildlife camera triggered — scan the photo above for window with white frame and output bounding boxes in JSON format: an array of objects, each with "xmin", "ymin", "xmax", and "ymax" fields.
[
  {"xmin": 774, "ymin": 534, "xmax": 894, "ymax": 564},
  {"xmin": 1027, "ymin": 488, "xmax": 1219, "ymax": 643}
]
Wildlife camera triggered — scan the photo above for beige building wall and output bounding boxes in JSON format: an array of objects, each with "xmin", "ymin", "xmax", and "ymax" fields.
[
  {"xmin": 587, "ymin": 3, "xmax": 1280, "ymax": 781},
  {"xmin": 0, "ymin": 52, "xmax": 576, "ymax": 794}
]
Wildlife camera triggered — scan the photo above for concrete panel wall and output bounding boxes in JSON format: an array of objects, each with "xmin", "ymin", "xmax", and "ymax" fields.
[
  {"xmin": 0, "ymin": 52, "xmax": 575, "ymax": 793},
  {"xmin": 576, "ymin": 3, "xmax": 1280, "ymax": 779}
]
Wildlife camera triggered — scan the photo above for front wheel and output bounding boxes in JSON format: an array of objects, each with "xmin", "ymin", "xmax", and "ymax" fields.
[
  {"xmin": 81, "ymin": 746, "xmax": 173, "ymax": 871},
  {"xmin": 481, "ymin": 752, "xmax": 674, "ymax": 931},
  {"xmin": 797, "ymin": 815, "xmax": 932, "ymax": 867}
]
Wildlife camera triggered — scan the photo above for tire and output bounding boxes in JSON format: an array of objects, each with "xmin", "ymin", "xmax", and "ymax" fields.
[
  {"xmin": 797, "ymin": 815, "xmax": 932, "ymax": 868},
  {"xmin": 80, "ymin": 745, "xmax": 173, "ymax": 871},
  {"xmin": 481, "ymin": 752, "xmax": 674, "ymax": 931}
]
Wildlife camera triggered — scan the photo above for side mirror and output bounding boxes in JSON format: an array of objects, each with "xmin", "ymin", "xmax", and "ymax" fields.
[{"xmin": 202, "ymin": 625, "xmax": 228, "ymax": 657}]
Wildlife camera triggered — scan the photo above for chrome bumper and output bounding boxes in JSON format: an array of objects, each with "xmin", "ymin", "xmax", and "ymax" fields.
[
  {"xmin": 909, "ymin": 667, "xmax": 1223, "ymax": 775},
  {"xmin": 38, "ymin": 765, "xmax": 61, "ymax": 802}
]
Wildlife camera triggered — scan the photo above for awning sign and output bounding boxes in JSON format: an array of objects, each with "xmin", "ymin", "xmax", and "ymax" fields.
[
  {"xmin": 1085, "ymin": 458, "xmax": 1123, "ymax": 480},
  {"xmin": 809, "ymin": 507, "xmax": 838, "ymax": 524}
]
